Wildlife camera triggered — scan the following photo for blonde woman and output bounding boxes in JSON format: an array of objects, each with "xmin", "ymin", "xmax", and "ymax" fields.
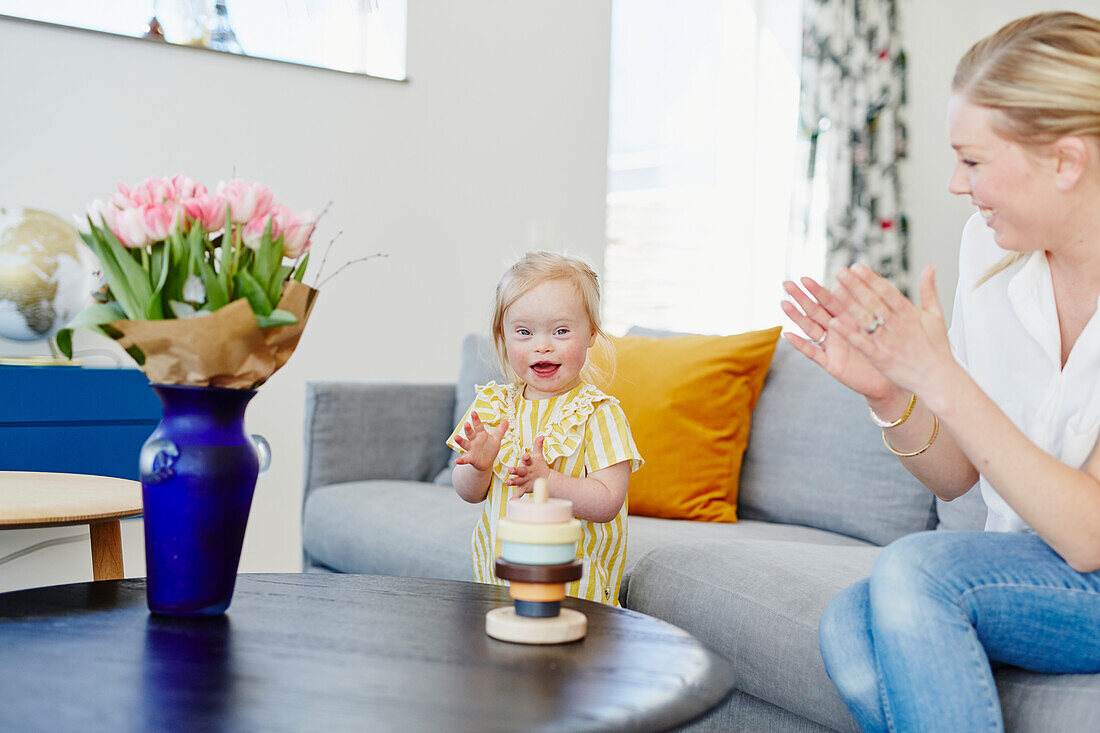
[
  {"xmin": 448, "ymin": 252, "xmax": 643, "ymax": 607},
  {"xmin": 782, "ymin": 12, "xmax": 1100, "ymax": 732}
]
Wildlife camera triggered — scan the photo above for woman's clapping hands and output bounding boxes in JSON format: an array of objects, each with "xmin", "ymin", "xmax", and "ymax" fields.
[
  {"xmin": 781, "ymin": 271, "xmax": 897, "ymax": 402},
  {"xmin": 782, "ymin": 264, "xmax": 958, "ymax": 404}
]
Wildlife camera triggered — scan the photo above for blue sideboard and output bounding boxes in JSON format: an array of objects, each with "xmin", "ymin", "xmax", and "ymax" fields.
[{"xmin": 0, "ymin": 365, "xmax": 162, "ymax": 480}]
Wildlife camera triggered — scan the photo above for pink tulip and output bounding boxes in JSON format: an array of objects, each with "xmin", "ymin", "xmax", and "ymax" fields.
[
  {"xmin": 85, "ymin": 199, "xmax": 118, "ymax": 231},
  {"xmin": 115, "ymin": 176, "xmax": 174, "ymax": 209},
  {"xmin": 112, "ymin": 207, "xmax": 152, "ymax": 248},
  {"xmin": 216, "ymin": 179, "xmax": 275, "ymax": 225},
  {"xmin": 142, "ymin": 202, "xmax": 183, "ymax": 241},
  {"xmin": 272, "ymin": 205, "xmax": 315, "ymax": 259},
  {"xmin": 168, "ymin": 175, "xmax": 205, "ymax": 200},
  {"xmin": 181, "ymin": 193, "xmax": 228, "ymax": 232},
  {"xmin": 242, "ymin": 213, "xmax": 274, "ymax": 250}
]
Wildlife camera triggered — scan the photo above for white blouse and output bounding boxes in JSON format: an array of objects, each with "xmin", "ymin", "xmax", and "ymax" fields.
[{"xmin": 947, "ymin": 213, "xmax": 1100, "ymax": 533}]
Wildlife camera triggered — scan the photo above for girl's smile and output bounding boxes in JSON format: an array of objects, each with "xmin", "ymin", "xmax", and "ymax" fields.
[
  {"xmin": 530, "ymin": 361, "xmax": 560, "ymax": 378},
  {"xmin": 503, "ymin": 278, "xmax": 595, "ymax": 400}
]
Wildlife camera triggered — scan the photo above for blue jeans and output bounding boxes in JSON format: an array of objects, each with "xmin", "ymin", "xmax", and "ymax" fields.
[{"xmin": 818, "ymin": 530, "xmax": 1100, "ymax": 732}]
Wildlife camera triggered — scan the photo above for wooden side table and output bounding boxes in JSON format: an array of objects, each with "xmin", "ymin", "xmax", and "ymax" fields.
[{"xmin": 0, "ymin": 471, "xmax": 143, "ymax": 580}]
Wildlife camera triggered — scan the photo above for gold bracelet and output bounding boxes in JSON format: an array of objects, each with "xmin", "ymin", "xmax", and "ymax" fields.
[
  {"xmin": 869, "ymin": 394, "xmax": 916, "ymax": 428},
  {"xmin": 882, "ymin": 415, "xmax": 939, "ymax": 457}
]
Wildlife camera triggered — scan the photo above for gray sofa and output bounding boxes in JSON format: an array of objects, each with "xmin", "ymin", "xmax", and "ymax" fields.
[{"xmin": 301, "ymin": 336, "xmax": 1100, "ymax": 732}]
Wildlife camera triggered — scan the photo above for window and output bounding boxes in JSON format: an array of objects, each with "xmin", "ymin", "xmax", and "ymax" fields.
[{"xmin": 604, "ymin": 0, "xmax": 808, "ymax": 336}]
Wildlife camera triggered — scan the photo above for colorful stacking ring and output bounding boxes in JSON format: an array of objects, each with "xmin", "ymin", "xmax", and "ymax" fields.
[
  {"xmin": 513, "ymin": 600, "xmax": 561, "ymax": 618},
  {"xmin": 497, "ymin": 517, "xmax": 582, "ymax": 544},
  {"xmin": 505, "ymin": 496, "xmax": 575, "ymax": 523},
  {"xmin": 500, "ymin": 541, "xmax": 577, "ymax": 565},
  {"xmin": 495, "ymin": 558, "xmax": 583, "ymax": 584},
  {"xmin": 508, "ymin": 581, "xmax": 567, "ymax": 603}
]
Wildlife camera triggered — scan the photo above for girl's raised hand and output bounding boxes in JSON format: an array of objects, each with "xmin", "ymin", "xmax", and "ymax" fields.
[
  {"xmin": 508, "ymin": 435, "xmax": 550, "ymax": 499},
  {"xmin": 454, "ymin": 412, "xmax": 509, "ymax": 472},
  {"xmin": 781, "ymin": 275, "xmax": 898, "ymax": 402}
]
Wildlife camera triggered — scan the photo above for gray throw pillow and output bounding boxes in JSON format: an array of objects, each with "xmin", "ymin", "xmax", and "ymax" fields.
[
  {"xmin": 433, "ymin": 334, "xmax": 506, "ymax": 485},
  {"xmin": 738, "ymin": 339, "xmax": 937, "ymax": 545}
]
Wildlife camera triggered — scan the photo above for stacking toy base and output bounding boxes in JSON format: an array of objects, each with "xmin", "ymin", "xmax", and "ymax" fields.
[{"xmin": 485, "ymin": 607, "xmax": 587, "ymax": 645}]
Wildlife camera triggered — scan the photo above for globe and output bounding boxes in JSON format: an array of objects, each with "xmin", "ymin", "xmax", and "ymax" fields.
[{"xmin": 0, "ymin": 206, "xmax": 98, "ymax": 343}]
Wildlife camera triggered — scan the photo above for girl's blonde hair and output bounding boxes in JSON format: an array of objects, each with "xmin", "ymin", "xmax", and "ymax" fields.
[
  {"xmin": 953, "ymin": 12, "xmax": 1100, "ymax": 287},
  {"xmin": 491, "ymin": 251, "xmax": 614, "ymax": 386}
]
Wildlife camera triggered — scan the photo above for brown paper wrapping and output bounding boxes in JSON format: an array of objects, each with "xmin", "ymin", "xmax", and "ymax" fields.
[{"xmin": 107, "ymin": 280, "xmax": 318, "ymax": 389}]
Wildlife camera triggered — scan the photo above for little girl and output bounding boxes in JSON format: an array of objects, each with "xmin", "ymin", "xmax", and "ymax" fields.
[{"xmin": 448, "ymin": 251, "xmax": 643, "ymax": 606}]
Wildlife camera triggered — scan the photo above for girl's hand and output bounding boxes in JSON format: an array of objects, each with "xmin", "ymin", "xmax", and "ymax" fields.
[
  {"xmin": 508, "ymin": 435, "xmax": 551, "ymax": 499},
  {"xmin": 827, "ymin": 264, "xmax": 959, "ymax": 402},
  {"xmin": 454, "ymin": 412, "xmax": 509, "ymax": 473},
  {"xmin": 781, "ymin": 275, "xmax": 899, "ymax": 403}
]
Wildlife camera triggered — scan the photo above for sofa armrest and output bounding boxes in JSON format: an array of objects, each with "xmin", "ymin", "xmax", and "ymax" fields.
[{"xmin": 303, "ymin": 382, "xmax": 456, "ymax": 500}]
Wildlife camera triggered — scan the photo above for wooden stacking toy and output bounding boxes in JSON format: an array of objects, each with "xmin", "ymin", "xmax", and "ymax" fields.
[{"xmin": 485, "ymin": 478, "xmax": 587, "ymax": 644}]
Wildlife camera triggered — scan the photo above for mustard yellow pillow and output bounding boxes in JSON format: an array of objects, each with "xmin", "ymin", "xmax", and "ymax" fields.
[{"xmin": 592, "ymin": 327, "xmax": 782, "ymax": 522}]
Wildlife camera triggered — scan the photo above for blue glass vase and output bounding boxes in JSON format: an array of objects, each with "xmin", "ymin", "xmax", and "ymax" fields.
[{"xmin": 139, "ymin": 384, "xmax": 270, "ymax": 617}]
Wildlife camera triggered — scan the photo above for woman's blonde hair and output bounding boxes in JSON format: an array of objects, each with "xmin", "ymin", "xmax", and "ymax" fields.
[
  {"xmin": 491, "ymin": 251, "xmax": 614, "ymax": 386},
  {"xmin": 953, "ymin": 12, "xmax": 1100, "ymax": 287}
]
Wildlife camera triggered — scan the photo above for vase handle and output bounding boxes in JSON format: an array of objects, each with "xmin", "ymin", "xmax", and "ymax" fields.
[
  {"xmin": 140, "ymin": 438, "xmax": 179, "ymax": 484},
  {"xmin": 251, "ymin": 434, "xmax": 272, "ymax": 475}
]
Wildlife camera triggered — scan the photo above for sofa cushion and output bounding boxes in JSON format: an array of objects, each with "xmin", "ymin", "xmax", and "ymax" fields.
[
  {"xmin": 627, "ymin": 539, "xmax": 1100, "ymax": 733},
  {"xmin": 434, "ymin": 334, "xmax": 507, "ymax": 485},
  {"xmin": 304, "ymin": 477, "xmax": 873, "ymax": 605},
  {"xmin": 686, "ymin": 689, "xmax": 836, "ymax": 732},
  {"xmin": 624, "ymin": 516, "xmax": 870, "ymax": 602},
  {"xmin": 589, "ymin": 329, "xmax": 782, "ymax": 522},
  {"xmin": 455, "ymin": 333, "xmax": 505, "ymax": 427},
  {"xmin": 626, "ymin": 539, "xmax": 877, "ymax": 731},
  {"xmin": 304, "ymin": 480, "xmax": 482, "ymax": 581},
  {"xmin": 738, "ymin": 340, "xmax": 937, "ymax": 545}
]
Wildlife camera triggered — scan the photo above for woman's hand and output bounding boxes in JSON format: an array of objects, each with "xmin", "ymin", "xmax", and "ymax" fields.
[
  {"xmin": 508, "ymin": 435, "xmax": 551, "ymax": 499},
  {"xmin": 826, "ymin": 264, "xmax": 960, "ymax": 404},
  {"xmin": 454, "ymin": 412, "xmax": 509, "ymax": 472},
  {"xmin": 781, "ymin": 275, "xmax": 898, "ymax": 402}
]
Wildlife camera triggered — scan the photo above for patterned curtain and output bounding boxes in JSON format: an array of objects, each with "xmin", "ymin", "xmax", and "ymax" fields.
[{"xmin": 795, "ymin": 0, "xmax": 909, "ymax": 290}]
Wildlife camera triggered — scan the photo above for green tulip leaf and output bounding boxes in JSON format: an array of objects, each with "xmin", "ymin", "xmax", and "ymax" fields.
[
  {"xmin": 82, "ymin": 222, "xmax": 143, "ymax": 320},
  {"xmin": 220, "ymin": 207, "xmax": 234, "ymax": 296},
  {"xmin": 254, "ymin": 309, "xmax": 298, "ymax": 328},
  {"xmin": 53, "ymin": 302, "xmax": 127, "ymax": 359},
  {"xmin": 197, "ymin": 256, "xmax": 229, "ymax": 310},
  {"xmin": 268, "ymin": 264, "xmax": 292, "ymax": 305},
  {"xmin": 146, "ymin": 242, "xmax": 170, "ymax": 319},
  {"xmin": 292, "ymin": 252, "xmax": 310, "ymax": 282},
  {"xmin": 234, "ymin": 269, "xmax": 274, "ymax": 316},
  {"xmin": 96, "ymin": 224, "xmax": 154, "ymax": 318}
]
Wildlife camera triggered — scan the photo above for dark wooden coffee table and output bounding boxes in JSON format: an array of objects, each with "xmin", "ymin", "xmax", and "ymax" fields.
[{"xmin": 0, "ymin": 573, "xmax": 734, "ymax": 731}]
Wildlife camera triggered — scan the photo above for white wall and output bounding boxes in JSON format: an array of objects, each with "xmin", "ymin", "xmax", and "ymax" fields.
[
  {"xmin": 903, "ymin": 0, "xmax": 1100, "ymax": 308},
  {"xmin": 0, "ymin": 1, "xmax": 612, "ymax": 591}
]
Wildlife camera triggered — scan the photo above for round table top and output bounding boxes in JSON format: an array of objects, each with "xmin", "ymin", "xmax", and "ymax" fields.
[
  {"xmin": 0, "ymin": 573, "xmax": 735, "ymax": 732},
  {"xmin": 0, "ymin": 471, "xmax": 142, "ymax": 528}
]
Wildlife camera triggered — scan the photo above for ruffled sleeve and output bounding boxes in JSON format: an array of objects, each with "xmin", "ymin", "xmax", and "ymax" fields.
[
  {"xmin": 537, "ymin": 384, "xmax": 644, "ymax": 473},
  {"xmin": 446, "ymin": 382, "xmax": 520, "ymax": 462},
  {"xmin": 582, "ymin": 399, "xmax": 644, "ymax": 474}
]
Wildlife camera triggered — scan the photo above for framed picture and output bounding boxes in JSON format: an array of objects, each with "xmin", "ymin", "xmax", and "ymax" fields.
[{"xmin": 0, "ymin": 0, "xmax": 407, "ymax": 80}]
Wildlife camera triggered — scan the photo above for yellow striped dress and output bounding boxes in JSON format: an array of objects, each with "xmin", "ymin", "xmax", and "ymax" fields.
[{"xmin": 447, "ymin": 381, "xmax": 643, "ymax": 606}]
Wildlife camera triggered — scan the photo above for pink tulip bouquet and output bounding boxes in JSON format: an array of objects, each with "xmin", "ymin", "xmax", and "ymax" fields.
[{"xmin": 58, "ymin": 175, "xmax": 321, "ymax": 388}]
